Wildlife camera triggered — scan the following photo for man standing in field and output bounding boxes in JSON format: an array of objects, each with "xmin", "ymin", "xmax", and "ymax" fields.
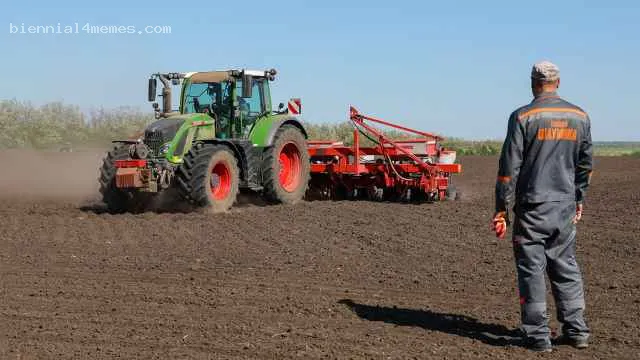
[{"xmin": 491, "ymin": 60, "xmax": 593, "ymax": 352}]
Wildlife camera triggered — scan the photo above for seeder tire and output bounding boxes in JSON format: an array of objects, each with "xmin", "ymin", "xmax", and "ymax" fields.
[
  {"xmin": 445, "ymin": 184, "xmax": 460, "ymax": 201},
  {"xmin": 98, "ymin": 144, "xmax": 152, "ymax": 214},
  {"xmin": 261, "ymin": 125, "xmax": 310, "ymax": 204},
  {"xmin": 175, "ymin": 143, "xmax": 239, "ymax": 213}
]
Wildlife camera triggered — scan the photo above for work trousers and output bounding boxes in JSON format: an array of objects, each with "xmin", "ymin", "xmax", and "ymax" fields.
[{"xmin": 512, "ymin": 200, "xmax": 590, "ymax": 342}]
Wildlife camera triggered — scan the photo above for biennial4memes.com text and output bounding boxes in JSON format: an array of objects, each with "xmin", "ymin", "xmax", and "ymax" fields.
[{"xmin": 9, "ymin": 22, "xmax": 172, "ymax": 35}]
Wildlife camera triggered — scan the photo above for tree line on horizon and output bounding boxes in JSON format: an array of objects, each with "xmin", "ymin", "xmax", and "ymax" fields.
[{"xmin": 0, "ymin": 99, "xmax": 636, "ymax": 156}]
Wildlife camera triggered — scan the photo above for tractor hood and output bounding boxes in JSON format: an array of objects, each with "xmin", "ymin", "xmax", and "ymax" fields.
[
  {"xmin": 142, "ymin": 116, "xmax": 188, "ymax": 156},
  {"xmin": 144, "ymin": 116, "xmax": 187, "ymax": 134}
]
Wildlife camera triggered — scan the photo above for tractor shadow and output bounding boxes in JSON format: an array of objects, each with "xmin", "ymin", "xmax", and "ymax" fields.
[
  {"xmin": 234, "ymin": 189, "xmax": 270, "ymax": 208},
  {"xmin": 338, "ymin": 299, "xmax": 523, "ymax": 348},
  {"xmin": 78, "ymin": 201, "xmax": 193, "ymax": 215},
  {"xmin": 78, "ymin": 189, "xmax": 195, "ymax": 215},
  {"xmin": 78, "ymin": 203, "xmax": 112, "ymax": 215},
  {"xmin": 79, "ymin": 189, "xmax": 270, "ymax": 215}
]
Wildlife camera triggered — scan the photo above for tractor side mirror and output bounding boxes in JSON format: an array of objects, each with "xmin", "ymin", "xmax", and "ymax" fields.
[
  {"xmin": 242, "ymin": 74, "xmax": 253, "ymax": 98},
  {"xmin": 278, "ymin": 102, "xmax": 285, "ymax": 111},
  {"xmin": 148, "ymin": 78, "xmax": 157, "ymax": 102}
]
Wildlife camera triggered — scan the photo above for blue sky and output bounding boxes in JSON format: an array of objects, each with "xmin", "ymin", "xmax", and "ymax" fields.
[{"xmin": 1, "ymin": 0, "xmax": 639, "ymax": 141}]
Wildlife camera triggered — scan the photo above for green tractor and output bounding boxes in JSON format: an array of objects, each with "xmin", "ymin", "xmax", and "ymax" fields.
[{"xmin": 98, "ymin": 68, "xmax": 310, "ymax": 213}]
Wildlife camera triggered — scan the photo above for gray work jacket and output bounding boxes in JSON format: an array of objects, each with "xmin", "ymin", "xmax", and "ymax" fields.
[{"xmin": 495, "ymin": 91, "xmax": 593, "ymax": 214}]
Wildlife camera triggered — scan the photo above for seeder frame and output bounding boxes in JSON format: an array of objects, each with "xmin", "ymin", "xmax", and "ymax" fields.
[{"xmin": 306, "ymin": 106, "xmax": 462, "ymax": 201}]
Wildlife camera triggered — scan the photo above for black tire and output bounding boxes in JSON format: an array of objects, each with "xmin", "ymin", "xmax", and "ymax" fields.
[
  {"xmin": 261, "ymin": 125, "xmax": 311, "ymax": 204},
  {"xmin": 175, "ymin": 143, "xmax": 240, "ymax": 213},
  {"xmin": 98, "ymin": 144, "xmax": 152, "ymax": 214},
  {"xmin": 445, "ymin": 184, "xmax": 460, "ymax": 201}
]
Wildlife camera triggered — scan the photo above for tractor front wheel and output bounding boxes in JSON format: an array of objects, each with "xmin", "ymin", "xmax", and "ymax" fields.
[
  {"xmin": 175, "ymin": 143, "xmax": 240, "ymax": 213},
  {"xmin": 261, "ymin": 125, "xmax": 310, "ymax": 204}
]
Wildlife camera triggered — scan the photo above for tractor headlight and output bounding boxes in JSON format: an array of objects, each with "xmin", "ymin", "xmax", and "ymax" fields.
[{"xmin": 159, "ymin": 142, "xmax": 171, "ymax": 155}]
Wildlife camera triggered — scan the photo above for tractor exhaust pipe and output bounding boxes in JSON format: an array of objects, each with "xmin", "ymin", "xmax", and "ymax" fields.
[
  {"xmin": 148, "ymin": 73, "xmax": 172, "ymax": 118},
  {"xmin": 159, "ymin": 74, "xmax": 171, "ymax": 116}
]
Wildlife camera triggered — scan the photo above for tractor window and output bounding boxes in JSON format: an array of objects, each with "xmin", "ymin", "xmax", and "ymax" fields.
[
  {"xmin": 184, "ymin": 82, "xmax": 231, "ymax": 114},
  {"xmin": 236, "ymin": 79, "xmax": 264, "ymax": 123}
]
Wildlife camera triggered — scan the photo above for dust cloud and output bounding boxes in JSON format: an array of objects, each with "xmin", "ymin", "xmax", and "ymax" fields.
[{"xmin": 0, "ymin": 148, "xmax": 107, "ymax": 201}]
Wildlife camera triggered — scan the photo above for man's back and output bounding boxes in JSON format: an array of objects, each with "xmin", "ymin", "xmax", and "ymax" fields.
[
  {"xmin": 496, "ymin": 91, "xmax": 593, "ymax": 212},
  {"xmin": 514, "ymin": 93, "xmax": 592, "ymax": 203}
]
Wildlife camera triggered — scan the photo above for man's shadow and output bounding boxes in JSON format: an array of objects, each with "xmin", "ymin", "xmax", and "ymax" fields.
[{"xmin": 338, "ymin": 299, "xmax": 523, "ymax": 347}]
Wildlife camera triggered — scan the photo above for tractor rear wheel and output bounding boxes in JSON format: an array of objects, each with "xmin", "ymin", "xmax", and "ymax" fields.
[
  {"xmin": 175, "ymin": 143, "xmax": 239, "ymax": 213},
  {"xmin": 261, "ymin": 125, "xmax": 310, "ymax": 204},
  {"xmin": 98, "ymin": 144, "xmax": 152, "ymax": 213}
]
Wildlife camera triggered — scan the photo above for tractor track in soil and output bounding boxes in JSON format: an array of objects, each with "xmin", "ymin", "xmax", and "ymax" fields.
[{"xmin": 0, "ymin": 150, "xmax": 639, "ymax": 359}]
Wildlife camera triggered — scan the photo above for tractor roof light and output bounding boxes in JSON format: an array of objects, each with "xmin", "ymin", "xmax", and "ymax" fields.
[
  {"xmin": 267, "ymin": 68, "xmax": 277, "ymax": 81},
  {"xmin": 166, "ymin": 72, "xmax": 184, "ymax": 79}
]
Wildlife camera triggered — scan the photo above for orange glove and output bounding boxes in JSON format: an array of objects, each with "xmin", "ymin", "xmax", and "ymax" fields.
[
  {"xmin": 572, "ymin": 203, "xmax": 583, "ymax": 224},
  {"xmin": 491, "ymin": 211, "xmax": 507, "ymax": 239}
]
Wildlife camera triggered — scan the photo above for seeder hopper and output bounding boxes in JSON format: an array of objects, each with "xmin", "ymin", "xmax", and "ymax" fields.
[{"xmin": 305, "ymin": 106, "xmax": 462, "ymax": 202}]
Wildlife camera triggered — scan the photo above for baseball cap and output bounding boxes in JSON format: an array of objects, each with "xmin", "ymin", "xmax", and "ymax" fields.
[{"xmin": 531, "ymin": 60, "xmax": 560, "ymax": 81}]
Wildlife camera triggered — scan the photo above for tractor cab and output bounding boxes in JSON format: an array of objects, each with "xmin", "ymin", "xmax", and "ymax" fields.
[{"xmin": 148, "ymin": 69, "xmax": 279, "ymax": 139}]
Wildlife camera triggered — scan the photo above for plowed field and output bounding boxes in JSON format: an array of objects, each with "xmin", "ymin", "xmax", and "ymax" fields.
[{"xmin": 1, "ymin": 150, "xmax": 638, "ymax": 359}]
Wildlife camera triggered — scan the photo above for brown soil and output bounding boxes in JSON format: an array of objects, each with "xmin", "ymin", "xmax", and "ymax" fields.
[{"xmin": 0, "ymin": 150, "xmax": 638, "ymax": 359}]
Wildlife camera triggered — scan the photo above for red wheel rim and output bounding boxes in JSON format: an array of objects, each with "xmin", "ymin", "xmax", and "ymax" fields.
[
  {"xmin": 210, "ymin": 161, "xmax": 231, "ymax": 200},
  {"xmin": 279, "ymin": 142, "xmax": 302, "ymax": 192}
]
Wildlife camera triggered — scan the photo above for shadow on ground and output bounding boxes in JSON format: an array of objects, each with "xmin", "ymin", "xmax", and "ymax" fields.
[
  {"xmin": 78, "ymin": 189, "xmax": 272, "ymax": 215},
  {"xmin": 338, "ymin": 299, "xmax": 523, "ymax": 347}
]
